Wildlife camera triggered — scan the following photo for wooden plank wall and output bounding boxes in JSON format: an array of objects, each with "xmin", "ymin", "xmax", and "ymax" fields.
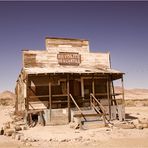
[
  {"xmin": 45, "ymin": 38, "xmax": 89, "ymax": 53},
  {"xmin": 15, "ymin": 73, "xmax": 26, "ymax": 112},
  {"xmin": 23, "ymin": 51, "xmax": 110, "ymax": 69}
]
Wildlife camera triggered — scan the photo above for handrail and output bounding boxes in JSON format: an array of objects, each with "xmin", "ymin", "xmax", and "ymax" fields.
[
  {"xmin": 91, "ymin": 102, "xmax": 102, "ymax": 115},
  {"xmin": 69, "ymin": 94, "xmax": 86, "ymax": 121},
  {"xmin": 90, "ymin": 93, "xmax": 106, "ymax": 114},
  {"xmin": 90, "ymin": 93, "xmax": 109, "ymax": 125}
]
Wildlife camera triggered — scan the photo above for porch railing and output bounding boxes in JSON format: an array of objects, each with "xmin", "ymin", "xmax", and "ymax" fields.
[
  {"xmin": 69, "ymin": 94, "xmax": 86, "ymax": 121},
  {"xmin": 90, "ymin": 93, "xmax": 108, "ymax": 125}
]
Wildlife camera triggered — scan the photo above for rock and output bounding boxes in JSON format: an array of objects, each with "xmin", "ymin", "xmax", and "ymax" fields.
[
  {"xmin": 60, "ymin": 139, "xmax": 68, "ymax": 142},
  {"xmin": 142, "ymin": 123, "xmax": 148, "ymax": 128},
  {"xmin": 27, "ymin": 137, "xmax": 32, "ymax": 142},
  {"xmin": 86, "ymin": 138, "xmax": 90, "ymax": 141},
  {"xmin": 25, "ymin": 142, "xmax": 32, "ymax": 146},
  {"xmin": 132, "ymin": 119, "xmax": 139, "ymax": 125},
  {"xmin": 75, "ymin": 136, "xmax": 83, "ymax": 142},
  {"xmin": 22, "ymin": 126, "xmax": 28, "ymax": 130},
  {"xmin": 15, "ymin": 125, "xmax": 22, "ymax": 131},
  {"xmin": 48, "ymin": 138, "xmax": 52, "ymax": 141},
  {"xmin": 69, "ymin": 122, "xmax": 76, "ymax": 128},
  {"xmin": 15, "ymin": 134, "xmax": 21, "ymax": 140},
  {"xmin": 4, "ymin": 128, "xmax": 15, "ymax": 136},
  {"xmin": 119, "ymin": 123, "xmax": 135, "ymax": 129},
  {"xmin": 139, "ymin": 118, "xmax": 148, "ymax": 124},
  {"xmin": 135, "ymin": 124, "xmax": 143, "ymax": 130},
  {"xmin": 11, "ymin": 132, "xmax": 16, "ymax": 139},
  {"xmin": 75, "ymin": 129, "xmax": 80, "ymax": 133},
  {"xmin": 27, "ymin": 137, "xmax": 37, "ymax": 142},
  {"xmin": 4, "ymin": 122, "xmax": 10, "ymax": 129},
  {"xmin": 0, "ymin": 127, "xmax": 4, "ymax": 135}
]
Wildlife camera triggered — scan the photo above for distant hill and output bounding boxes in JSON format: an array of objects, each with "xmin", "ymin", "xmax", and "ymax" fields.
[
  {"xmin": 0, "ymin": 91, "xmax": 16, "ymax": 106},
  {"xmin": 115, "ymin": 87, "xmax": 148, "ymax": 100}
]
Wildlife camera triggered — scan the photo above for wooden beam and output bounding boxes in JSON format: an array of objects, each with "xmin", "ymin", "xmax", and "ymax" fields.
[
  {"xmin": 26, "ymin": 75, "xmax": 29, "ymax": 111},
  {"xmin": 25, "ymin": 75, "xmax": 30, "ymax": 125},
  {"xmin": 107, "ymin": 75, "xmax": 111, "ymax": 120},
  {"xmin": 81, "ymin": 77, "xmax": 84, "ymax": 98},
  {"xmin": 92, "ymin": 76, "xmax": 95, "ymax": 95},
  {"xmin": 67, "ymin": 74, "xmax": 71, "ymax": 122},
  {"xmin": 49, "ymin": 81, "xmax": 52, "ymax": 122},
  {"xmin": 111, "ymin": 81, "xmax": 116, "ymax": 105},
  {"xmin": 121, "ymin": 76, "xmax": 125, "ymax": 106}
]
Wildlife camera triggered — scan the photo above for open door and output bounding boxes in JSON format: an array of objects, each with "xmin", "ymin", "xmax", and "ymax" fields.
[
  {"xmin": 69, "ymin": 79, "xmax": 82, "ymax": 106},
  {"xmin": 83, "ymin": 79, "xmax": 92, "ymax": 99}
]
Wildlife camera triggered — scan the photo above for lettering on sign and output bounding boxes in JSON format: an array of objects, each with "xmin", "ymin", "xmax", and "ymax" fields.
[{"xmin": 57, "ymin": 52, "xmax": 81, "ymax": 65}]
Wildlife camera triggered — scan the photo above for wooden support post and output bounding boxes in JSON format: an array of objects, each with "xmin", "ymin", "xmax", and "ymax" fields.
[
  {"xmin": 49, "ymin": 81, "xmax": 52, "ymax": 122},
  {"xmin": 24, "ymin": 75, "xmax": 28, "ymax": 125},
  {"xmin": 81, "ymin": 77, "xmax": 84, "ymax": 99},
  {"xmin": 29, "ymin": 113, "xmax": 32, "ymax": 126},
  {"xmin": 26, "ymin": 75, "xmax": 29, "ymax": 111},
  {"xmin": 107, "ymin": 76, "xmax": 111, "ymax": 120},
  {"xmin": 67, "ymin": 74, "xmax": 71, "ymax": 122},
  {"xmin": 92, "ymin": 76, "xmax": 95, "ymax": 95},
  {"xmin": 121, "ymin": 76, "xmax": 125, "ymax": 106},
  {"xmin": 111, "ymin": 80, "xmax": 117, "ymax": 106}
]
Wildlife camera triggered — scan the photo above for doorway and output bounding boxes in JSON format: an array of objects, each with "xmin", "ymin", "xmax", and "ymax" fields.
[{"xmin": 69, "ymin": 79, "xmax": 81, "ymax": 106}]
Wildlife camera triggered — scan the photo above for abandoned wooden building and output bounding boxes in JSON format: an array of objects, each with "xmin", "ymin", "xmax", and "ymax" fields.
[{"xmin": 15, "ymin": 37, "xmax": 125, "ymax": 126}]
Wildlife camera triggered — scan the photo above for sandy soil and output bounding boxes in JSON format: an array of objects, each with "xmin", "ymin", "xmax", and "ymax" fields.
[{"xmin": 0, "ymin": 106, "xmax": 148, "ymax": 148}]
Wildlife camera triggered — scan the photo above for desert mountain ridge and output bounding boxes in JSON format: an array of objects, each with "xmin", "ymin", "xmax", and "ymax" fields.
[
  {"xmin": 115, "ymin": 86, "xmax": 148, "ymax": 100},
  {"xmin": 0, "ymin": 90, "xmax": 16, "ymax": 105},
  {"xmin": 0, "ymin": 90, "xmax": 16, "ymax": 99}
]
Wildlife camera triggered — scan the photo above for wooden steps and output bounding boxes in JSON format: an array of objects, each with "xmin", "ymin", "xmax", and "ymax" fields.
[
  {"xmin": 73, "ymin": 109, "xmax": 105, "ymax": 117},
  {"xmin": 71, "ymin": 108, "xmax": 107, "ymax": 122}
]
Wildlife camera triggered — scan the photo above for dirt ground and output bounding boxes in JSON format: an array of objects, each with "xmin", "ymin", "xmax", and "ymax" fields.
[{"xmin": 0, "ymin": 106, "xmax": 148, "ymax": 148}]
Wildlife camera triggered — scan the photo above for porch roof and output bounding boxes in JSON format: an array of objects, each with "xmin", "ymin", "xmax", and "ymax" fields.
[{"xmin": 24, "ymin": 66, "xmax": 124, "ymax": 75}]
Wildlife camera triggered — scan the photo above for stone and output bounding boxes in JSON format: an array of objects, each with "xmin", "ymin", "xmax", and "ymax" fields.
[
  {"xmin": 4, "ymin": 122, "xmax": 10, "ymax": 129},
  {"xmin": 135, "ymin": 124, "xmax": 143, "ymax": 130},
  {"xmin": 60, "ymin": 139, "xmax": 67, "ymax": 142},
  {"xmin": 74, "ymin": 136, "xmax": 83, "ymax": 142},
  {"xmin": 132, "ymin": 119, "xmax": 139, "ymax": 125},
  {"xmin": 11, "ymin": 132, "xmax": 16, "ymax": 139},
  {"xmin": 15, "ymin": 134, "xmax": 21, "ymax": 140},
  {"xmin": 25, "ymin": 142, "xmax": 32, "ymax": 146},
  {"xmin": 69, "ymin": 122, "xmax": 76, "ymax": 128},
  {"xmin": 142, "ymin": 123, "xmax": 148, "ymax": 128},
  {"xmin": 139, "ymin": 118, "xmax": 148, "ymax": 124},
  {"xmin": 0, "ymin": 127, "xmax": 4, "ymax": 135},
  {"xmin": 15, "ymin": 125, "xmax": 22, "ymax": 131},
  {"xmin": 22, "ymin": 126, "xmax": 28, "ymax": 130},
  {"xmin": 4, "ymin": 128, "xmax": 15, "ymax": 136},
  {"xmin": 120, "ymin": 123, "xmax": 135, "ymax": 129},
  {"xmin": 48, "ymin": 138, "xmax": 52, "ymax": 141}
]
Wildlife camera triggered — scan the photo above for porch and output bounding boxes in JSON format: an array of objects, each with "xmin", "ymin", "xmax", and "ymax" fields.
[{"xmin": 24, "ymin": 72, "xmax": 124, "ymax": 126}]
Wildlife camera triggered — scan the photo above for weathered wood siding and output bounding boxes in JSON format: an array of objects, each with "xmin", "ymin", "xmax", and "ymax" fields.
[
  {"xmin": 23, "ymin": 51, "xmax": 110, "ymax": 69},
  {"xmin": 15, "ymin": 73, "xmax": 26, "ymax": 112},
  {"xmin": 45, "ymin": 38, "xmax": 89, "ymax": 53},
  {"xmin": 29, "ymin": 101, "xmax": 48, "ymax": 110}
]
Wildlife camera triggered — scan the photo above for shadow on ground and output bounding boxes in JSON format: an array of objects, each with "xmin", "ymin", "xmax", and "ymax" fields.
[{"xmin": 125, "ymin": 113, "xmax": 138, "ymax": 120}]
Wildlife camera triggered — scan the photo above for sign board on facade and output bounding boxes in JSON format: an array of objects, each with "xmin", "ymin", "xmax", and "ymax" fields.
[{"xmin": 57, "ymin": 52, "xmax": 81, "ymax": 65}]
